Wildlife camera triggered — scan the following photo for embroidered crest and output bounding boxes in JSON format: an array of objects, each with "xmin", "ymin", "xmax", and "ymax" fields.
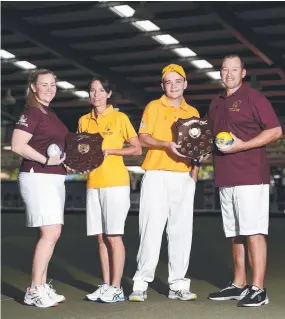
[
  {"xmin": 229, "ymin": 100, "xmax": 241, "ymax": 112},
  {"xmin": 16, "ymin": 115, "xmax": 28, "ymax": 127}
]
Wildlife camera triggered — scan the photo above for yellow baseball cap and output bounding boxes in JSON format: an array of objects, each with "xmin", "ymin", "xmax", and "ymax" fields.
[{"xmin": 162, "ymin": 64, "xmax": 186, "ymax": 80}]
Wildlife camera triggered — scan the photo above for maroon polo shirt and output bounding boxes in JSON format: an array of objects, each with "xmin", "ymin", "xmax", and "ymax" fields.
[
  {"xmin": 15, "ymin": 105, "xmax": 69, "ymax": 175},
  {"xmin": 209, "ymin": 83, "xmax": 281, "ymax": 187}
]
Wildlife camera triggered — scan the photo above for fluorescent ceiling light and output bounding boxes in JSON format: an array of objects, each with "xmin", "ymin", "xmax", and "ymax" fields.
[
  {"xmin": 109, "ymin": 5, "xmax": 135, "ymax": 18},
  {"xmin": 191, "ymin": 60, "xmax": 213, "ymax": 69},
  {"xmin": 0, "ymin": 49, "xmax": 16, "ymax": 59},
  {"xmin": 132, "ymin": 20, "xmax": 160, "ymax": 32},
  {"xmin": 3, "ymin": 145, "xmax": 12, "ymax": 151},
  {"xmin": 73, "ymin": 91, "xmax": 89, "ymax": 98},
  {"xmin": 152, "ymin": 34, "xmax": 179, "ymax": 45},
  {"xmin": 173, "ymin": 47, "xmax": 196, "ymax": 57},
  {"xmin": 13, "ymin": 61, "xmax": 37, "ymax": 70},
  {"xmin": 57, "ymin": 81, "xmax": 75, "ymax": 89},
  {"xmin": 207, "ymin": 71, "xmax": 221, "ymax": 80}
]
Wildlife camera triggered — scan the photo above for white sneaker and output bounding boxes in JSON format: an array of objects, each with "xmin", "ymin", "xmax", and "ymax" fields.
[
  {"xmin": 168, "ymin": 289, "xmax": 197, "ymax": 301},
  {"xmin": 100, "ymin": 286, "xmax": 125, "ymax": 303},
  {"xmin": 24, "ymin": 285, "xmax": 57, "ymax": 308},
  {"xmin": 129, "ymin": 290, "xmax": 147, "ymax": 302},
  {"xmin": 86, "ymin": 283, "xmax": 109, "ymax": 301},
  {"xmin": 44, "ymin": 281, "xmax": 65, "ymax": 303}
]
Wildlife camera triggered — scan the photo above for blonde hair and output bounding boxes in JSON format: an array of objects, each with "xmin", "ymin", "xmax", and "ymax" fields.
[{"xmin": 26, "ymin": 69, "xmax": 56, "ymax": 108}]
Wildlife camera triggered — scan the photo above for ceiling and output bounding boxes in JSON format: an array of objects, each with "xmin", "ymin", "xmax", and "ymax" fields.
[{"xmin": 1, "ymin": 1, "xmax": 285, "ymax": 132}]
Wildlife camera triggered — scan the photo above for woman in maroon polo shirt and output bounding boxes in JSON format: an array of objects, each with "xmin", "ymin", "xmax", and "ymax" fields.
[{"xmin": 11, "ymin": 69, "xmax": 68, "ymax": 308}]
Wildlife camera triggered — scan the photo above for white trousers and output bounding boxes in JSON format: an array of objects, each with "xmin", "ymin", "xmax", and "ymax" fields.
[
  {"xmin": 133, "ymin": 170, "xmax": 196, "ymax": 291},
  {"xmin": 220, "ymin": 184, "xmax": 270, "ymax": 237}
]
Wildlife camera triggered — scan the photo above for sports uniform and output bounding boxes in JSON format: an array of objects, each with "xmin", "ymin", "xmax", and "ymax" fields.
[
  {"xmin": 131, "ymin": 65, "xmax": 200, "ymax": 300},
  {"xmin": 78, "ymin": 105, "xmax": 137, "ymax": 235},
  {"xmin": 16, "ymin": 105, "xmax": 68, "ymax": 227}
]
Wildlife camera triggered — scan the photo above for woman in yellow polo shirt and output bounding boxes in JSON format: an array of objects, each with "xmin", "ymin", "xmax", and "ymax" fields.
[{"xmin": 77, "ymin": 77, "xmax": 142, "ymax": 303}]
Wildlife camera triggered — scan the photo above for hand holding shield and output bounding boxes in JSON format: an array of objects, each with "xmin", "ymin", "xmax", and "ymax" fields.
[
  {"xmin": 173, "ymin": 116, "xmax": 214, "ymax": 160},
  {"xmin": 64, "ymin": 132, "xmax": 104, "ymax": 173}
]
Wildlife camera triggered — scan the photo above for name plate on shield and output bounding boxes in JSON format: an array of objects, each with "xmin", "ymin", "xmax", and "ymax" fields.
[
  {"xmin": 174, "ymin": 116, "xmax": 214, "ymax": 160},
  {"xmin": 65, "ymin": 132, "xmax": 104, "ymax": 172}
]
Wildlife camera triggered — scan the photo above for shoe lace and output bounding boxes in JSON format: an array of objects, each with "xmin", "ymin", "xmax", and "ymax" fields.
[
  {"xmin": 47, "ymin": 280, "xmax": 56, "ymax": 293},
  {"xmin": 98, "ymin": 283, "xmax": 109, "ymax": 293}
]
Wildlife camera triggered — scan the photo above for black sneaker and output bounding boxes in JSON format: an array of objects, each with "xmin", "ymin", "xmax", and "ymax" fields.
[
  {"xmin": 237, "ymin": 286, "xmax": 269, "ymax": 307},
  {"xmin": 208, "ymin": 282, "xmax": 249, "ymax": 301}
]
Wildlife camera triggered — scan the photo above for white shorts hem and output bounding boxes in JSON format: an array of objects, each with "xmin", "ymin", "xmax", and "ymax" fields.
[
  {"xmin": 27, "ymin": 221, "xmax": 64, "ymax": 228},
  {"xmin": 87, "ymin": 230, "xmax": 125, "ymax": 236},
  {"xmin": 225, "ymin": 229, "xmax": 268, "ymax": 238}
]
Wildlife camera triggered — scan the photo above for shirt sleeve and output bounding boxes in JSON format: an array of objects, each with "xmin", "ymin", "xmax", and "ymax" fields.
[
  {"xmin": 14, "ymin": 107, "xmax": 40, "ymax": 134},
  {"xmin": 252, "ymin": 94, "xmax": 281, "ymax": 130},
  {"xmin": 138, "ymin": 102, "xmax": 158, "ymax": 135},
  {"xmin": 121, "ymin": 114, "xmax": 138, "ymax": 142}
]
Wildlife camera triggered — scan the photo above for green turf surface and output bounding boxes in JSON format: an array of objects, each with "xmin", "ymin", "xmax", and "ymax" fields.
[{"xmin": 1, "ymin": 213, "xmax": 284, "ymax": 319}]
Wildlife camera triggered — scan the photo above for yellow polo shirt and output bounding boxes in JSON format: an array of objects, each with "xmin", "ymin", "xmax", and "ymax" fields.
[
  {"xmin": 78, "ymin": 105, "xmax": 138, "ymax": 188},
  {"xmin": 139, "ymin": 95, "xmax": 200, "ymax": 172}
]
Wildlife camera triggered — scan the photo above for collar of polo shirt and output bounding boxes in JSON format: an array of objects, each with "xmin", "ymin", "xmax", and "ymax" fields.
[
  {"xmin": 91, "ymin": 104, "xmax": 114, "ymax": 119},
  {"xmin": 220, "ymin": 83, "xmax": 249, "ymax": 99},
  {"xmin": 160, "ymin": 94, "xmax": 189, "ymax": 110}
]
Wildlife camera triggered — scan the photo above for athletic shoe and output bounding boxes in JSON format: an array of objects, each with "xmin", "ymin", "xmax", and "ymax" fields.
[
  {"xmin": 208, "ymin": 282, "xmax": 249, "ymax": 301},
  {"xmin": 100, "ymin": 286, "xmax": 125, "ymax": 303},
  {"xmin": 44, "ymin": 281, "xmax": 65, "ymax": 303},
  {"xmin": 237, "ymin": 286, "xmax": 269, "ymax": 307},
  {"xmin": 128, "ymin": 290, "xmax": 147, "ymax": 302},
  {"xmin": 24, "ymin": 285, "xmax": 57, "ymax": 308},
  {"xmin": 86, "ymin": 283, "xmax": 109, "ymax": 301},
  {"xmin": 168, "ymin": 289, "xmax": 197, "ymax": 301}
]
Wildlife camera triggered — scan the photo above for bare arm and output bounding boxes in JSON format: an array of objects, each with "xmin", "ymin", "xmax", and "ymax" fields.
[
  {"xmin": 12, "ymin": 129, "xmax": 47, "ymax": 164},
  {"xmin": 221, "ymin": 127, "xmax": 283, "ymax": 154},
  {"xmin": 243, "ymin": 126, "xmax": 283, "ymax": 150},
  {"xmin": 139, "ymin": 133, "xmax": 191, "ymax": 157},
  {"xmin": 191, "ymin": 166, "xmax": 200, "ymax": 183},
  {"xmin": 105, "ymin": 136, "xmax": 142, "ymax": 157},
  {"xmin": 139, "ymin": 133, "xmax": 169, "ymax": 149},
  {"xmin": 11, "ymin": 129, "xmax": 65, "ymax": 165}
]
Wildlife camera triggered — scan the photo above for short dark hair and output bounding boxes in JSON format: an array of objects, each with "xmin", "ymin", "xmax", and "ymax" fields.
[
  {"xmin": 88, "ymin": 77, "xmax": 112, "ymax": 93},
  {"xmin": 221, "ymin": 54, "xmax": 244, "ymax": 69}
]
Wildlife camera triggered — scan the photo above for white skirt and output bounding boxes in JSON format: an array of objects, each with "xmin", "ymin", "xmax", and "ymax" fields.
[{"xmin": 18, "ymin": 172, "xmax": 66, "ymax": 227}]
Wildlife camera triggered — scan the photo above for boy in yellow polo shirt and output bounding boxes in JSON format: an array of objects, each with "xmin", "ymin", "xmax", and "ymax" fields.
[
  {"xmin": 129, "ymin": 64, "xmax": 200, "ymax": 302},
  {"xmin": 78, "ymin": 77, "xmax": 141, "ymax": 303}
]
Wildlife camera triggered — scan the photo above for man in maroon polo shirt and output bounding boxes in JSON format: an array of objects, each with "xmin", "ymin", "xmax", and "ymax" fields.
[{"xmin": 208, "ymin": 54, "xmax": 282, "ymax": 307}]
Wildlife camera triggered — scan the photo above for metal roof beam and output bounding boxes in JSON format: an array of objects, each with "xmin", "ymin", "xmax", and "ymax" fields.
[
  {"xmin": 1, "ymin": 6, "xmax": 150, "ymax": 109},
  {"xmin": 195, "ymin": 2, "xmax": 285, "ymax": 79}
]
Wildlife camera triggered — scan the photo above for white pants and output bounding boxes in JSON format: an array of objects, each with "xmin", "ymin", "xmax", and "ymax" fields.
[
  {"xmin": 133, "ymin": 170, "xmax": 196, "ymax": 291},
  {"xmin": 86, "ymin": 186, "xmax": 130, "ymax": 235},
  {"xmin": 18, "ymin": 172, "xmax": 65, "ymax": 227},
  {"xmin": 220, "ymin": 184, "xmax": 270, "ymax": 237}
]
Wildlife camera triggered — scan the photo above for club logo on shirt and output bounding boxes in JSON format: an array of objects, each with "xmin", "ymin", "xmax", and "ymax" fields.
[
  {"xmin": 140, "ymin": 119, "xmax": 147, "ymax": 129},
  {"xmin": 102, "ymin": 124, "xmax": 113, "ymax": 135},
  {"xmin": 16, "ymin": 115, "xmax": 28, "ymax": 127},
  {"xmin": 229, "ymin": 100, "xmax": 241, "ymax": 112}
]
